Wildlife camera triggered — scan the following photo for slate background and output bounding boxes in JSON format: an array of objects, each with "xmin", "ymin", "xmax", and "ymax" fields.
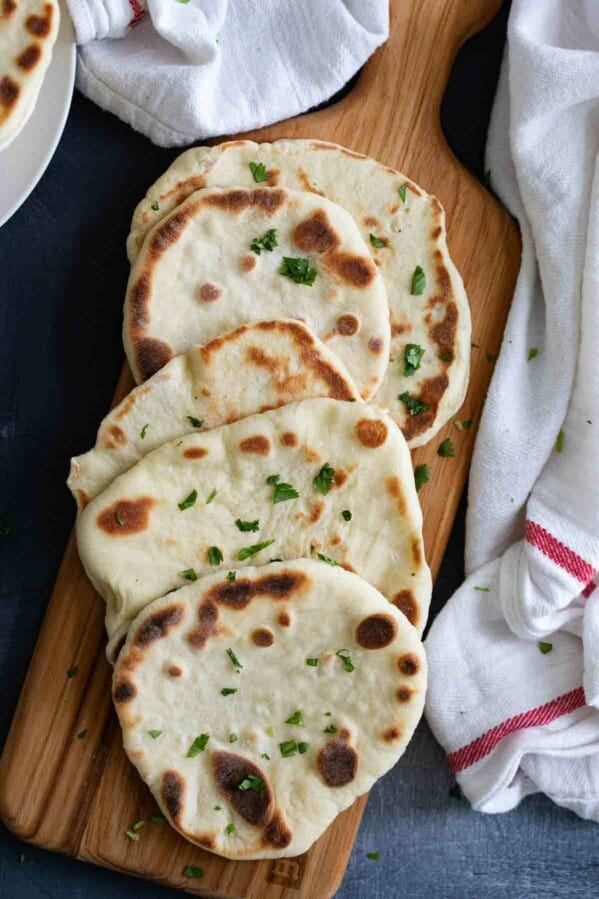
[{"xmin": 2, "ymin": 4, "xmax": 598, "ymax": 897}]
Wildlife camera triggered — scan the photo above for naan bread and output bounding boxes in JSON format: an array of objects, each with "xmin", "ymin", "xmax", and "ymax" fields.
[
  {"xmin": 113, "ymin": 560, "xmax": 427, "ymax": 859},
  {"xmin": 68, "ymin": 320, "xmax": 359, "ymax": 513},
  {"xmin": 76, "ymin": 398, "xmax": 431, "ymax": 641},
  {"xmin": 123, "ymin": 186, "xmax": 390, "ymax": 401},
  {"xmin": 0, "ymin": 0, "xmax": 59, "ymax": 149},
  {"xmin": 127, "ymin": 139, "xmax": 470, "ymax": 447}
]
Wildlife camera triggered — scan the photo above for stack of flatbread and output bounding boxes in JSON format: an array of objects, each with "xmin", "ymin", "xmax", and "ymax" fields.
[
  {"xmin": 0, "ymin": 0, "xmax": 59, "ymax": 149},
  {"xmin": 70, "ymin": 139, "xmax": 470, "ymax": 860}
]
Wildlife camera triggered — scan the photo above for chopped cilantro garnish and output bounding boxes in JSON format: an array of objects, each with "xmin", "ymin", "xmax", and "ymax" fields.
[
  {"xmin": 206, "ymin": 488, "xmax": 217, "ymax": 504},
  {"xmin": 114, "ymin": 509, "xmax": 125, "ymax": 528},
  {"xmin": 249, "ymin": 161, "xmax": 268, "ymax": 182},
  {"xmin": 473, "ymin": 586, "xmax": 490, "ymax": 592},
  {"xmin": 238, "ymin": 775, "xmax": 265, "ymax": 792},
  {"xmin": 266, "ymin": 726, "xmax": 274, "ymax": 737},
  {"xmin": 261, "ymin": 753, "xmax": 270, "ymax": 760},
  {"xmin": 67, "ymin": 666, "xmax": 79, "ymax": 678},
  {"xmin": 317, "ymin": 552, "xmax": 338, "ymax": 566},
  {"xmin": 438, "ymin": 438, "xmax": 455, "ymax": 458},
  {"xmin": 151, "ymin": 201, "xmax": 159, "ymax": 211},
  {"xmin": 414, "ymin": 464, "xmax": 430, "ymax": 492},
  {"xmin": 148, "ymin": 729, "xmax": 162, "ymax": 739},
  {"xmin": 187, "ymin": 415, "xmax": 203, "ymax": 428},
  {"xmin": 323, "ymin": 724, "xmax": 337, "ymax": 734},
  {"xmin": 126, "ymin": 829, "xmax": 140, "ymax": 841},
  {"xmin": 538, "ymin": 641, "xmax": 553, "ymax": 655},
  {"xmin": 336, "ymin": 649, "xmax": 355, "ymax": 672},
  {"xmin": 235, "ymin": 518, "xmax": 260, "ymax": 532},
  {"xmin": 238, "ymin": 539, "xmax": 275, "ymax": 561},
  {"xmin": 439, "ymin": 352, "xmax": 452, "ymax": 362},
  {"xmin": 221, "ymin": 687, "xmax": 237, "ymax": 696},
  {"xmin": 403, "ymin": 343, "xmax": 425, "ymax": 376},
  {"xmin": 398, "ymin": 183, "xmax": 408, "ymax": 204},
  {"xmin": 555, "ymin": 430, "xmax": 565, "ymax": 453},
  {"xmin": 285, "ymin": 710, "xmax": 305, "ymax": 726},
  {"xmin": 183, "ymin": 865, "xmax": 203, "ymax": 878},
  {"xmin": 214, "ymin": 806, "xmax": 222, "ymax": 811},
  {"xmin": 313, "ymin": 462, "xmax": 335, "ymax": 495},
  {"xmin": 342, "ymin": 510, "xmax": 352, "ymax": 521},
  {"xmin": 178, "ymin": 489, "xmax": 197, "ymax": 511},
  {"xmin": 454, "ymin": 419, "xmax": 473, "ymax": 430},
  {"xmin": 187, "ymin": 734, "xmax": 209, "ymax": 757},
  {"xmin": 151, "ymin": 816, "xmax": 166, "ymax": 823},
  {"xmin": 267, "ymin": 474, "xmax": 299, "ymax": 503},
  {"xmin": 208, "ymin": 546, "xmax": 223, "ymax": 566},
  {"xmin": 279, "ymin": 740, "xmax": 298, "ymax": 757},
  {"xmin": 399, "ymin": 392, "xmax": 429, "ymax": 416},
  {"xmin": 229, "ymin": 733, "xmax": 238, "ymax": 743},
  {"xmin": 279, "ymin": 256, "xmax": 317, "ymax": 285},
  {"xmin": 369, "ymin": 233, "xmax": 387, "ymax": 249},
  {"xmin": 131, "ymin": 819, "xmax": 145, "ymax": 833},
  {"xmin": 226, "ymin": 571, "xmax": 236, "ymax": 582},
  {"xmin": 76, "ymin": 730, "xmax": 87, "ymax": 740},
  {"xmin": 140, "ymin": 423, "xmax": 149, "ymax": 440},
  {"xmin": 180, "ymin": 568, "xmax": 197, "ymax": 581},
  {"xmin": 250, "ymin": 228, "xmax": 277, "ymax": 255},
  {"xmin": 410, "ymin": 265, "xmax": 426, "ymax": 295},
  {"xmin": 306, "ymin": 658, "xmax": 318, "ymax": 667},
  {"xmin": 226, "ymin": 647, "xmax": 243, "ymax": 670},
  {"xmin": 298, "ymin": 742, "xmax": 310, "ymax": 754},
  {"xmin": 225, "ymin": 822, "xmax": 236, "ymax": 834},
  {"xmin": 527, "ymin": 347, "xmax": 538, "ymax": 361},
  {"xmin": 366, "ymin": 852, "xmax": 380, "ymax": 861}
]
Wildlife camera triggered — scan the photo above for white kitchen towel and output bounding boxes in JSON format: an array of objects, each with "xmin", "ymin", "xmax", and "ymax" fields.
[
  {"xmin": 426, "ymin": 0, "xmax": 599, "ymax": 818},
  {"xmin": 64, "ymin": 0, "xmax": 389, "ymax": 147}
]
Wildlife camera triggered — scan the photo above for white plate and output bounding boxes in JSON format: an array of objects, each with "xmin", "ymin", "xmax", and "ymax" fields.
[{"xmin": 0, "ymin": 1, "xmax": 76, "ymax": 229}]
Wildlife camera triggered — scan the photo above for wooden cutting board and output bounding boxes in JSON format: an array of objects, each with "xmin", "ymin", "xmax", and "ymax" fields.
[{"xmin": 0, "ymin": 0, "xmax": 519, "ymax": 895}]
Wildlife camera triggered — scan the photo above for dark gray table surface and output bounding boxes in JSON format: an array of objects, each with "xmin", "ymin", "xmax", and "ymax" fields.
[{"xmin": 2, "ymin": 5, "xmax": 599, "ymax": 897}]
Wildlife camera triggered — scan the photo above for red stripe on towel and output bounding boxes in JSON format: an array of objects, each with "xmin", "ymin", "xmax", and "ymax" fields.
[
  {"xmin": 525, "ymin": 520, "xmax": 596, "ymax": 584},
  {"xmin": 129, "ymin": 0, "xmax": 145, "ymax": 28},
  {"xmin": 447, "ymin": 686, "xmax": 586, "ymax": 773}
]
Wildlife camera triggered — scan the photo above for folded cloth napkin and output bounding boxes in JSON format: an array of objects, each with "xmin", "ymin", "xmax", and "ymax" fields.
[
  {"xmin": 64, "ymin": 0, "xmax": 389, "ymax": 147},
  {"xmin": 426, "ymin": 0, "xmax": 599, "ymax": 819}
]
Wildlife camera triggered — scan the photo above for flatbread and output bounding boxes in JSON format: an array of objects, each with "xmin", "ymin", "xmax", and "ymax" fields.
[
  {"xmin": 127, "ymin": 139, "xmax": 471, "ymax": 447},
  {"xmin": 123, "ymin": 186, "xmax": 390, "ymax": 401},
  {"xmin": 112, "ymin": 559, "xmax": 427, "ymax": 859},
  {"xmin": 76, "ymin": 398, "xmax": 432, "ymax": 641},
  {"xmin": 67, "ymin": 320, "xmax": 360, "ymax": 513},
  {"xmin": 0, "ymin": 0, "xmax": 59, "ymax": 149}
]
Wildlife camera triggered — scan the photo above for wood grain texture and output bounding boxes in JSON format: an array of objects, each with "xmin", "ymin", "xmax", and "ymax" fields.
[{"xmin": 0, "ymin": 0, "xmax": 520, "ymax": 896}]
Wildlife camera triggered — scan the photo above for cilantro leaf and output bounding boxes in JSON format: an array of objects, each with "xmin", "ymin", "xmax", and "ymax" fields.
[
  {"xmin": 398, "ymin": 392, "xmax": 429, "ymax": 416},
  {"xmin": 313, "ymin": 463, "xmax": 335, "ymax": 496},
  {"xmin": 410, "ymin": 266, "xmax": 426, "ymax": 295},
  {"xmin": 249, "ymin": 161, "xmax": 268, "ymax": 182},
  {"xmin": 369, "ymin": 233, "xmax": 387, "ymax": 249},
  {"xmin": 398, "ymin": 183, "xmax": 408, "ymax": 204},
  {"xmin": 279, "ymin": 256, "xmax": 317, "ymax": 285},
  {"xmin": 235, "ymin": 518, "xmax": 260, "ymax": 532},
  {"xmin": 187, "ymin": 415, "xmax": 203, "ymax": 428},
  {"xmin": 403, "ymin": 343, "xmax": 425, "ymax": 376},
  {"xmin": 187, "ymin": 734, "xmax": 209, "ymax": 757},
  {"xmin": 208, "ymin": 546, "xmax": 223, "ymax": 566},
  {"xmin": 238, "ymin": 539, "xmax": 275, "ymax": 561},
  {"xmin": 438, "ymin": 438, "xmax": 455, "ymax": 458},
  {"xmin": 414, "ymin": 464, "xmax": 430, "ymax": 492},
  {"xmin": 178, "ymin": 490, "xmax": 197, "ymax": 511},
  {"xmin": 180, "ymin": 568, "xmax": 197, "ymax": 581},
  {"xmin": 250, "ymin": 228, "xmax": 277, "ymax": 255}
]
